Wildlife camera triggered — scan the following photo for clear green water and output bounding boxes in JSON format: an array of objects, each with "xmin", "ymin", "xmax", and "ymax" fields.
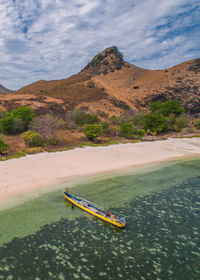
[{"xmin": 0, "ymin": 158, "xmax": 200, "ymax": 280}]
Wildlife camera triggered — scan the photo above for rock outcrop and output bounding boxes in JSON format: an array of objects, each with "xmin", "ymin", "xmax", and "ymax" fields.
[{"xmin": 83, "ymin": 46, "xmax": 125, "ymax": 75}]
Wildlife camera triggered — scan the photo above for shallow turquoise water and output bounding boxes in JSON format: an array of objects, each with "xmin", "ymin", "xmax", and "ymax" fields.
[{"xmin": 0, "ymin": 158, "xmax": 200, "ymax": 279}]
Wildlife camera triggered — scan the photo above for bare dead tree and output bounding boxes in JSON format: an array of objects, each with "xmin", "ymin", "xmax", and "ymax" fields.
[
  {"xmin": 30, "ymin": 114, "xmax": 59, "ymax": 140},
  {"xmin": 65, "ymin": 110, "xmax": 77, "ymax": 129}
]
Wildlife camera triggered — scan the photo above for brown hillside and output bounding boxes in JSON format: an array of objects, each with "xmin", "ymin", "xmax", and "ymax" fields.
[
  {"xmin": 0, "ymin": 84, "xmax": 12, "ymax": 95},
  {"xmin": 0, "ymin": 47, "xmax": 200, "ymax": 117}
]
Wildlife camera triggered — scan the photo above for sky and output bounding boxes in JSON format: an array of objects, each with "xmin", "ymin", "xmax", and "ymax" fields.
[{"xmin": 0, "ymin": 0, "xmax": 199, "ymax": 90}]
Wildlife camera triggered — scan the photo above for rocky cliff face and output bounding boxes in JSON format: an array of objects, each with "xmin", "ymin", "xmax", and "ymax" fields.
[
  {"xmin": 188, "ymin": 58, "xmax": 200, "ymax": 73},
  {"xmin": 83, "ymin": 46, "xmax": 125, "ymax": 75},
  {"xmin": 144, "ymin": 58, "xmax": 200, "ymax": 115}
]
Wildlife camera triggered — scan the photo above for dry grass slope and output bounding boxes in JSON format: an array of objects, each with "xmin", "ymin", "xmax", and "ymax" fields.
[{"xmin": 0, "ymin": 47, "xmax": 199, "ymax": 117}]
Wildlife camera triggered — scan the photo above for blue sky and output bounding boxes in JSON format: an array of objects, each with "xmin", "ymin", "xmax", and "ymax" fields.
[{"xmin": 0, "ymin": 0, "xmax": 199, "ymax": 90}]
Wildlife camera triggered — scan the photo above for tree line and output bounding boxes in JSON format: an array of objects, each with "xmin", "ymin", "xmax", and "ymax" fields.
[{"xmin": 0, "ymin": 100, "xmax": 200, "ymax": 154}]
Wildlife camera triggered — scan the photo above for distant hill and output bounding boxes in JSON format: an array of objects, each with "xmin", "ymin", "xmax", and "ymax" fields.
[
  {"xmin": 0, "ymin": 46, "xmax": 199, "ymax": 117},
  {"xmin": 0, "ymin": 84, "xmax": 12, "ymax": 95}
]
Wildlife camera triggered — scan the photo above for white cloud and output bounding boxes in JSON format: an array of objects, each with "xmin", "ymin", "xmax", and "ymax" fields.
[{"xmin": 0, "ymin": 0, "xmax": 199, "ymax": 89}]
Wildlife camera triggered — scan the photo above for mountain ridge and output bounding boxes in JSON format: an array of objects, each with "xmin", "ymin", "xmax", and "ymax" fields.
[
  {"xmin": 0, "ymin": 46, "xmax": 199, "ymax": 117},
  {"xmin": 0, "ymin": 84, "xmax": 12, "ymax": 95}
]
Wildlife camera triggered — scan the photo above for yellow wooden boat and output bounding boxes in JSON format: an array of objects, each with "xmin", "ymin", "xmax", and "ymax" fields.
[{"xmin": 63, "ymin": 189, "xmax": 126, "ymax": 228}]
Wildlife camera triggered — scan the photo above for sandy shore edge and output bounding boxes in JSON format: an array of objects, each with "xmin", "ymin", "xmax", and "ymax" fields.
[{"xmin": 0, "ymin": 138, "xmax": 200, "ymax": 210}]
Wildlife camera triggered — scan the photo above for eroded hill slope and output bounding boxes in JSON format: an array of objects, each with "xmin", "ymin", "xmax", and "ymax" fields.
[{"xmin": 0, "ymin": 47, "xmax": 199, "ymax": 117}]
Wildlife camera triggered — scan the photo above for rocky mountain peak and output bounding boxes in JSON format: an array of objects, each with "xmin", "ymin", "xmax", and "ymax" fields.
[{"xmin": 83, "ymin": 46, "xmax": 125, "ymax": 75}]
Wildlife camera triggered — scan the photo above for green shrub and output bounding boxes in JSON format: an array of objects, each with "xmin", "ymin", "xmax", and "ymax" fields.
[
  {"xmin": 166, "ymin": 116, "xmax": 188, "ymax": 132},
  {"xmin": 83, "ymin": 124, "xmax": 104, "ymax": 140},
  {"xmin": 137, "ymin": 129, "xmax": 145, "ymax": 140},
  {"xmin": 120, "ymin": 122, "xmax": 137, "ymax": 138},
  {"xmin": 0, "ymin": 138, "xmax": 9, "ymax": 153},
  {"xmin": 0, "ymin": 115, "xmax": 26, "ymax": 135},
  {"xmin": 66, "ymin": 109, "xmax": 99, "ymax": 127},
  {"xmin": 75, "ymin": 110, "xmax": 99, "ymax": 126},
  {"xmin": 166, "ymin": 115, "xmax": 176, "ymax": 131},
  {"xmin": 149, "ymin": 102, "xmax": 161, "ymax": 113},
  {"xmin": 174, "ymin": 118, "xmax": 188, "ymax": 132},
  {"xmin": 0, "ymin": 106, "xmax": 34, "ymax": 135},
  {"xmin": 132, "ymin": 112, "xmax": 148, "ymax": 128},
  {"xmin": 82, "ymin": 112, "xmax": 97, "ymax": 125},
  {"xmin": 110, "ymin": 115, "xmax": 125, "ymax": 125},
  {"xmin": 109, "ymin": 127, "xmax": 120, "ymax": 137},
  {"xmin": 0, "ymin": 115, "xmax": 14, "ymax": 134},
  {"xmin": 45, "ymin": 137, "xmax": 59, "ymax": 146},
  {"xmin": 92, "ymin": 54, "xmax": 100, "ymax": 63},
  {"xmin": 23, "ymin": 131, "xmax": 42, "ymax": 147},
  {"xmin": 12, "ymin": 106, "xmax": 35, "ymax": 130},
  {"xmin": 12, "ymin": 117, "xmax": 25, "ymax": 134},
  {"xmin": 101, "ymin": 122, "xmax": 109, "ymax": 133},
  {"xmin": 194, "ymin": 119, "xmax": 200, "ymax": 129},
  {"xmin": 143, "ymin": 114, "xmax": 167, "ymax": 134},
  {"xmin": 150, "ymin": 100, "xmax": 184, "ymax": 116},
  {"xmin": 131, "ymin": 111, "xmax": 172, "ymax": 134},
  {"xmin": 57, "ymin": 119, "xmax": 66, "ymax": 129},
  {"xmin": 0, "ymin": 111, "xmax": 6, "ymax": 119}
]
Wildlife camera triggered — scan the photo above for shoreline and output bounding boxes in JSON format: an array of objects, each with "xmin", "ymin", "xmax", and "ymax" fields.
[{"xmin": 0, "ymin": 137, "xmax": 200, "ymax": 210}]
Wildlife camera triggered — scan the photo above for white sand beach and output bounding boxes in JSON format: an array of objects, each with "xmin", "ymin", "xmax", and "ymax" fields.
[{"xmin": 0, "ymin": 138, "xmax": 200, "ymax": 209}]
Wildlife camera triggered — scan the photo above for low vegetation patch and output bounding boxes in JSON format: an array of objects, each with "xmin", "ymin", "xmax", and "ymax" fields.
[
  {"xmin": 83, "ymin": 124, "xmax": 104, "ymax": 140},
  {"xmin": 23, "ymin": 131, "xmax": 43, "ymax": 147},
  {"xmin": 150, "ymin": 99, "xmax": 184, "ymax": 116},
  {"xmin": 22, "ymin": 147, "xmax": 44, "ymax": 155},
  {"xmin": 137, "ymin": 129, "xmax": 145, "ymax": 140},
  {"xmin": 47, "ymin": 147, "xmax": 74, "ymax": 153},
  {"xmin": 92, "ymin": 54, "xmax": 100, "ymax": 63},
  {"xmin": 194, "ymin": 119, "xmax": 200, "ymax": 129},
  {"xmin": 0, "ymin": 138, "xmax": 9, "ymax": 154},
  {"xmin": 66, "ymin": 109, "xmax": 99, "ymax": 129},
  {"xmin": 0, "ymin": 106, "xmax": 34, "ymax": 135},
  {"xmin": 0, "ymin": 100, "xmax": 199, "ymax": 159},
  {"xmin": 120, "ymin": 122, "xmax": 137, "ymax": 139},
  {"xmin": 0, "ymin": 151, "xmax": 26, "ymax": 161}
]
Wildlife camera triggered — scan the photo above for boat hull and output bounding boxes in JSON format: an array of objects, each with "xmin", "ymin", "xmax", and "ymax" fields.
[{"xmin": 64, "ymin": 192, "xmax": 126, "ymax": 228}]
